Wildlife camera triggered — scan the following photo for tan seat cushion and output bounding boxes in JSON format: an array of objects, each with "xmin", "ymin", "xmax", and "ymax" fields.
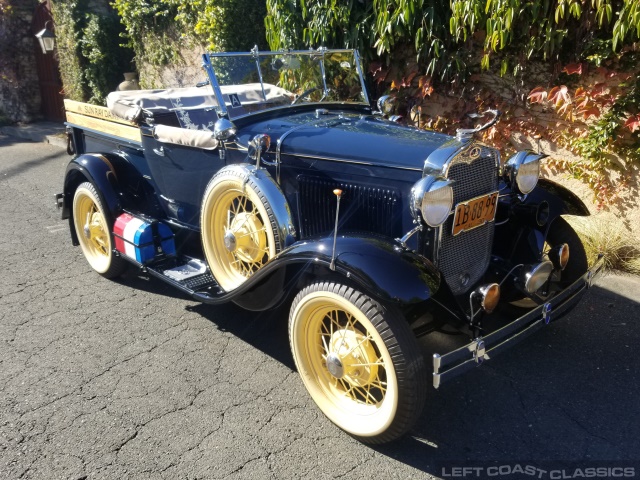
[{"xmin": 152, "ymin": 124, "xmax": 219, "ymax": 150}]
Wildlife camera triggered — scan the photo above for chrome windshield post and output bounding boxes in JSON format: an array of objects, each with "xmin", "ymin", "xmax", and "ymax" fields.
[
  {"xmin": 202, "ymin": 53, "xmax": 229, "ymax": 119},
  {"xmin": 250, "ymin": 45, "xmax": 267, "ymax": 101},
  {"xmin": 353, "ymin": 50, "xmax": 370, "ymax": 105},
  {"xmin": 317, "ymin": 47, "xmax": 329, "ymax": 99}
]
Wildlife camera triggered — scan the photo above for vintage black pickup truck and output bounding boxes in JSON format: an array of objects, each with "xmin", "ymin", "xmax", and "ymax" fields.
[{"xmin": 57, "ymin": 47, "xmax": 603, "ymax": 443}]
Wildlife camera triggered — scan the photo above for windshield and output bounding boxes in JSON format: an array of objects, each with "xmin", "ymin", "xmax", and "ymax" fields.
[{"xmin": 203, "ymin": 49, "xmax": 369, "ymax": 119}]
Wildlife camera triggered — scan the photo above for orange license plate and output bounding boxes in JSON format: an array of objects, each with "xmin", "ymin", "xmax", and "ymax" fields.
[{"xmin": 452, "ymin": 191, "xmax": 499, "ymax": 236}]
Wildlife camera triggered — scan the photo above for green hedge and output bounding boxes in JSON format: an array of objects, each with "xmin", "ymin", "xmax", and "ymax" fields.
[{"xmin": 52, "ymin": 0, "xmax": 133, "ymax": 104}]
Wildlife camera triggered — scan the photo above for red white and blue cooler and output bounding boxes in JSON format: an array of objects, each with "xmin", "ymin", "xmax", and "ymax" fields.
[{"xmin": 113, "ymin": 213, "xmax": 176, "ymax": 263}]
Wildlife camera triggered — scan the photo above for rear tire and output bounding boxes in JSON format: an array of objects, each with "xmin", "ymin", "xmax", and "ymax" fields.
[
  {"xmin": 72, "ymin": 182, "xmax": 127, "ymax": 278},
  {"xmin": 289, "ymin": 281, "xmax": 426, "ymax": 444}
]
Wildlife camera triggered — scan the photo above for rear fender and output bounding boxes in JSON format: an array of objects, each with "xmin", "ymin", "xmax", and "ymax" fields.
[
  {"xmin": 61, "ymin": 153, "xmax": 125, "ymax": 245},
  {"xmin": 229, "ymin": 234, "xmax": 440, "ymax": 311}
]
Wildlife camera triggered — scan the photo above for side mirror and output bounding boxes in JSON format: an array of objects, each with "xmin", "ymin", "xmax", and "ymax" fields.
[{"xmin": 213, "ymin": 118, "xmax": 237, "ymax": 141}]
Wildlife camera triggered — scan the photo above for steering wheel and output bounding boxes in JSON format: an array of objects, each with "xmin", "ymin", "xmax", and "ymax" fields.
[{"xmin": 291, "ymin": 86, "xmax": 324, "ymax": 105}]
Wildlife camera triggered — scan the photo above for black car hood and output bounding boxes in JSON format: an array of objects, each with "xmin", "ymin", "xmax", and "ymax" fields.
[{"xmin": 237, "ymin": 110, "xmax": 458, "ymax": 172}]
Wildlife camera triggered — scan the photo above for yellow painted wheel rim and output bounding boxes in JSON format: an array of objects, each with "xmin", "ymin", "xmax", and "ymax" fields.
[
  {"xmin": 291, "ymin": 291, "xmax": 398, "ymax": 437},
  {"xmin": 202, "ymin": 180, "xmax": 276, "ymax": 291},
  {"xmin": 73, "ymin": 187, "xmax": 112, "ymax": 274}
]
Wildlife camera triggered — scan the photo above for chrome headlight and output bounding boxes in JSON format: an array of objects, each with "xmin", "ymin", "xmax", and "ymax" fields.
[
  {"xmin": 411, "ymin": 176, "xmax": 454, "ymax": 227},
  {"xmin": 504, "ymin": 151, "xmax": 545, "ymax": 195}
]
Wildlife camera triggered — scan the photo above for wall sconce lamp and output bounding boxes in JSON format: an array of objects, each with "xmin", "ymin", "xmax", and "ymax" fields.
[{"xmin": 35, "ymin": 21, "xmax": 56, "ymax": 54}]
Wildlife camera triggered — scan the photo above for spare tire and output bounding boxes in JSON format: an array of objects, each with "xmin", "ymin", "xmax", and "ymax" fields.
[{"xmin": 201, "ymin": 166, "xmax": 281, "ymax": 291}]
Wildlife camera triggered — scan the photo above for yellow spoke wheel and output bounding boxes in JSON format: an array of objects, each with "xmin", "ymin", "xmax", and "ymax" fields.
[
  {"xmin": 201, "ymin": 169, "xmax": 278, "ymax": 291},
  {"xmin": 72, "ymin": 182, "xmax": 126, "ymax": 278},
  {"xmin": 289, "ymin": 282, "xmax": 426, "ymax": 444}
]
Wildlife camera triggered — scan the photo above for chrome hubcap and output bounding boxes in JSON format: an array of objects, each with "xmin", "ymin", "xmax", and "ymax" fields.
[
  {"xmin": 326, "ymin": 352, "xmax": 344, "ymax": 379},
  {"xmin": 224, "ymin": 230, "xmax": 237, "ymax": 252}
]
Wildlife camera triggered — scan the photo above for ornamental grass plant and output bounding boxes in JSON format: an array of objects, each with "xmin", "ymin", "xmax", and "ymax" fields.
[{"xmin": 564, "ymin": 215, "xmax": 640, "ymax": 274}]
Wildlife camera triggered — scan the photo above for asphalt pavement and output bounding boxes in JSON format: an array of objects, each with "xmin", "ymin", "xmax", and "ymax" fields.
[{"xmin": 1, "ymin": 133, "xmax": 639, "ymax": 479}]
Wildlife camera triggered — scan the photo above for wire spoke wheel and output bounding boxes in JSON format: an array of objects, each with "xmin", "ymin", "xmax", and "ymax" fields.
[
  {"xmin": 289, "ymin": 282, "xmax": 426, "ymax": 443},
  {"xmin": 201, "ymin": 169, "xmax": 279, "ymax": 291},
  {"xmin": 72, "ymin": 182, "xmax": 126, "ymax": 278}
]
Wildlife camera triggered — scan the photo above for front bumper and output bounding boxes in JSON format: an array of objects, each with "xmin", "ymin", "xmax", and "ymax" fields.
[{"xmin": 432, "ymin": 256, "xmax": 605, "ymax": 388}]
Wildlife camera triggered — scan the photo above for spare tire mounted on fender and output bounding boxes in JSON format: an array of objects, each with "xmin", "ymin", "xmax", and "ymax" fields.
[{"xmin": 201, "ymin": 164, "xmax": 289, "ymax": 291}]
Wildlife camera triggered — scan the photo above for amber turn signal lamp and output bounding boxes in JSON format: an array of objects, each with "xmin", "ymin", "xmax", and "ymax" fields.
[
  {"xmin": 548, "ymin": 243, "xmax": 570, "ymax": 270},
  {"xmin": 477, "ymin": 283, "xmax": 500, "ymax": 313}
]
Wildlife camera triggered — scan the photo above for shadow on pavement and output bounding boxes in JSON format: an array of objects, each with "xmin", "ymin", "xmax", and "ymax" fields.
[
  {"xmin": 374, "ymin": 282, "xmax": 640, "ymax": 474},
  {"xmin": 111, "ymin": 267, "xmax": 640, "ymax": 475}
]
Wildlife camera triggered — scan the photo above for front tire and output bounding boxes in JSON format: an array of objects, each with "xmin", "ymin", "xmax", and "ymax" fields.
[
  {"xmin": 72, "ymin": 182, "xmax": 127, "ymax": 278},
  {"xmin": 289, "ymin": 282, "xmax": 426, "ymax": 444}
]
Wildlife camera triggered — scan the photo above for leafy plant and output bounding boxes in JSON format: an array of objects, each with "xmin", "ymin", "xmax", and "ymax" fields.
[
  {"xmin": 52, "ymin": 0, "xmax": 133, "ymax": 103},
  {"xmin": 528, "ymin": 63, "xmax": 640, "ymax": 207},
  {"xmin": 112, "ymin": 0, "xmax": 268, "ymax": 77}
]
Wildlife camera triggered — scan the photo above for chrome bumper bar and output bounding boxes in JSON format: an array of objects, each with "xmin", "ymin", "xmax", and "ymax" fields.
[{"xmin": 432, "ymin": 256, "xmax": 605, "ymax": 389}]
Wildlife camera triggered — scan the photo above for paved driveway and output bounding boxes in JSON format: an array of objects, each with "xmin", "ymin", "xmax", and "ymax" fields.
[{"xmin": 1, "ymin": 135, "xmax": 638, "ymax": 479}]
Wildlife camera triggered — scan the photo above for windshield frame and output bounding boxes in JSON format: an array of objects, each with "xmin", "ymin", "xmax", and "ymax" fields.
[{"xmin": 202, "ymin": 47, "xmax": 370, "ymax": 120}]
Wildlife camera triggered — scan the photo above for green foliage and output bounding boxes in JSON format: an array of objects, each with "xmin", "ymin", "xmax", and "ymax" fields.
[
  {"xmin": 52, "ymin": 0, "xmax": 133, "ymax": 103},
  {"xmin": 265, "ymin": 0, "xmax": 461, "ymax": 80},
  {"xmin": 110, "ymin": 0, "xmax": 179, "ymax": 68},
  {"xmin": 266, "ymin": 0, "xmax": 640, "ymax": 80},
  {"xmin": 111, "ymin": 0, "xmax": 267, "ymax": 74},
  {"xmin": 265, "ymin": 1, "xmax": 373, "ymax": 52},
  {"xmin": 51, "ymin": 0, "xmax": 86, "ymax": 101},
  {"xmin": 80, "ymin": 14, "xmax": 133, "ymax": 103},
  {"xmin": 450, "ymin": 0, "xmax": 640, "ymax": 72}
]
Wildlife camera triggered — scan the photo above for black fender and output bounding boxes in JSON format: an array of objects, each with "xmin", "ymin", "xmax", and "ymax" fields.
[
  {"xmin": 61, "ymin": 153, "xmax": 125, "ymax": 245},
  {"xmin": 525, "ymin": 178, "xmax": 590, "ymax": 220},
  {"xmin": 520, "ymin": 178, "xmax": 590, "ymax": 261},
  {"xmin": 198, "ymin": 234, "xmax": 441, "ymax": 311}
]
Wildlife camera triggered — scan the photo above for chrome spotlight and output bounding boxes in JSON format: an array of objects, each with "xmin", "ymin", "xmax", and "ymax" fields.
[{"xmin": 522, "ymin": 261, "xmax": 554, "ymax": 294}]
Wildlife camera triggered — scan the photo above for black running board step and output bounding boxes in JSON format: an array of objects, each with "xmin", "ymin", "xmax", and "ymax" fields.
[{"xmin": 145, "ymin": 265, "xmax": 224, "ymax": 298}]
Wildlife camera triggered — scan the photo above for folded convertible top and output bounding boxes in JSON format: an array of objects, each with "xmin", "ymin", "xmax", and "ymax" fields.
[{"xmin": 106, "ymin": 83, "xmax": 292, "ymax": 123}]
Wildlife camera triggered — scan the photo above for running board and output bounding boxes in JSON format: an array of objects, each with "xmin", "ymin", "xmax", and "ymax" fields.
[{"xmin": 118, "ymin": 252, "xmax": 225, "ymax": 300}]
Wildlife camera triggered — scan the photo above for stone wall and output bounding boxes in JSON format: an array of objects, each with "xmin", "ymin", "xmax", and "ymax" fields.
[{"xmin": 0, "ymin": 0, "xmax": 42, "ymax": 123}]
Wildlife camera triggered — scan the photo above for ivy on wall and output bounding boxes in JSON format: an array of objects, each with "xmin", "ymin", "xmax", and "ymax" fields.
[
  {"xmin": 51, "ymin": 0, "xmax": 133, "ymax": 104},
  {"xmin": 265, "ymin": 0, "xmax": 640, "ymax": 207},
  {"xmin": 111, "ymin": 0, "xmax": 267, "ymax": 82}
]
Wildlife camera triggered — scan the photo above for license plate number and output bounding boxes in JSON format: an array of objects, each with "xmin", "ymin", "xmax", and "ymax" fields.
[{"xmin": 452, "ymin": 191, "xmax": 499, "ymax": 236}]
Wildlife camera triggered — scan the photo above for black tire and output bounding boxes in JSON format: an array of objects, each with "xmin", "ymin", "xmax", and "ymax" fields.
[
  {"xmin": 289, "ymin": 281, "xmax": 426, "ymax": 444},
  {"xmin": 200, "ymin": 168, "xmax": 281, "ymax": 292},
  {"xmin": 72, "ymin": 182, "xmax": 127, "ymax": 279}
]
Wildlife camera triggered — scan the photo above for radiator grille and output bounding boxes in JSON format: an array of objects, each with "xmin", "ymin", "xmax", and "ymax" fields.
[
  {"xmin": 437, "ymin": 145, "xmax": 499, "ymax": 295},
  {"xmin": 298, "ymin": 176, "xmax": 400, "ymax": 238}
]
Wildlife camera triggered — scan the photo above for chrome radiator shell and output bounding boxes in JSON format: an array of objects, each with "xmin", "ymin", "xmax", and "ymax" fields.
[{"xmin": 435, "ymin": 145, "xmax": 500, "ymax": 295}]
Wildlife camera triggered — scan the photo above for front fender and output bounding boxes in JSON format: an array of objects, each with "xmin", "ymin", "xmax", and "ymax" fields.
[
  {"xmin": 291, "ymin": 235, "xmax": 441, "ymax": 304},
  {"xmin": 511, "ymin": 178, "xmax": 591, "ymax": 264},
  {"xmin": 224, "ymin": 234, "xmax": 441, "ymax": 311},
  {"xmin": 525, "ymin": 178, "xmax": 590, "ymax": 219}
]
